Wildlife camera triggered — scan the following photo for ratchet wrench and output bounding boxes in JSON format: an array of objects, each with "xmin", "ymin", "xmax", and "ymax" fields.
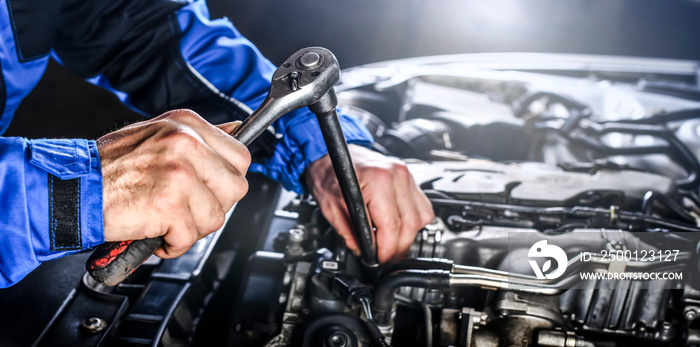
[{"xmin": 87, "ymin": 47, "xmax": 378, "ymax": 286}]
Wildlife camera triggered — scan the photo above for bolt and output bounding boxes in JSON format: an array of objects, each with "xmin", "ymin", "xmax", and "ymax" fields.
[
  {"xmin": 79, "ymin": 317, "xmax": 106, "ymax": 333},
  {"xmin": 289, "ymin": 228, "xmax": 305, "ymax": 242},
  {"xmin": 299, "ymin": 52, "xmax": 322, "ymax": 69},
  {"xmin": 610, "ymin": 239, "xmax": 622, "ymax": 250},
  {"xmin": 685, "ymin": 308, "xmax": 697, "ymax": 321},
  {"xmin": 326, "ymin": 332, "xmax": 348, "ymax": 347},
  {"xmin": 660, "ymin": 321, "xmax": 673, "ymax": 338}
]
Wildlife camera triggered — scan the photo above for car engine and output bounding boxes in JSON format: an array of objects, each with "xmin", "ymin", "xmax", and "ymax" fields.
[
  {"xmin": 223, "ymin": 54, "xmax": 700, "ymax": 347},
  {"xmin": 3, "ymin": 53, "xmax": 700, "ymax": 347}
]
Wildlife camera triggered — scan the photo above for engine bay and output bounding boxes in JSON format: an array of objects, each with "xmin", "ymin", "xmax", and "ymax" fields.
[{"xmin": 3, "ymin": 54, "xmax": 700, "ymax": 347}]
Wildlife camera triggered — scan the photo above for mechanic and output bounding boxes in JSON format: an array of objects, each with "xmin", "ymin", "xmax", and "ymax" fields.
[{"xmin": 0, "ymin": 0, "xmax": 434, "ymax": 288}]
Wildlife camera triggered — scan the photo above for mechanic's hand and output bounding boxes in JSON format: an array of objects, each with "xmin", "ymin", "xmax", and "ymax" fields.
[
  {"xmin": 305, "ymin": 144, "xmax": 434, "ymax": 263},
  {"xmin": 97, "ymin": 109, "xmax": 250, "ymax": 259}
]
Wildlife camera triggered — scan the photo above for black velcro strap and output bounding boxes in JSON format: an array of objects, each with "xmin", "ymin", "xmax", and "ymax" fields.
[{"xmin": 48, "ymin": 174, "xmax": 82, "ymax": 251}]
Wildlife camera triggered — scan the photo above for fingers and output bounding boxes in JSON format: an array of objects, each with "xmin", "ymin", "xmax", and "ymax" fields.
[
  {"xmin": 363, "ymin": 165, "xmax": 401, "ymax": 264},
  {"xmin": 188, "ymin": 179, "xmax": 226, "ymax": 235},
  {"xmin": 391, "ymin": 168, "xmax": 424, "ymax": 259},
  {"xmin": 217, "ymin": 120, "xmax": 242, "ymax": 135},
  {"xmin": 186, "ymin": 137, "xmax": 249, "ymax": 211},
  {"xmin": 155, "ymin": 213, "xmax": 198, "ymax": 259},
  {"xmin": 155, "ymin": 179, "xmax": 228, "ymax": 259},
  {"xmin": 150, "ymin": 190, "xmax": 200, "ymax": 259},
  {"xmin": 363, "ymin": 161, "xmax": 428, "ymax": 263}
]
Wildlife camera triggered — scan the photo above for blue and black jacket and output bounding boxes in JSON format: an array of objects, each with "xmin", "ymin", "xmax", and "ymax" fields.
[{"xmin": 0, "ymin": 0, "xmax": 373, "ymax": 287}]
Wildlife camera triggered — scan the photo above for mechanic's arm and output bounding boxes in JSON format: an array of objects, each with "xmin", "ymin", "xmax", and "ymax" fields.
[
  {"xmin": 53, "ymin": 0, "xmax": 432, "ymax": 263},
  {"xmin": 0, "ymin": 113, "xmax": 248, "ymax": 288}
]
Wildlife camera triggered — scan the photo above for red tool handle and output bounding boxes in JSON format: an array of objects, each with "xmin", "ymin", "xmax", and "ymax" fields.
[{"xmin": 86, "ymin": 237, "xmax": 164, "ymax": 286}]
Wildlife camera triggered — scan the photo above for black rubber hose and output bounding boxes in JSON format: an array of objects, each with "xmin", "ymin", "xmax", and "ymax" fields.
[
  {"xmin": 379, "ymin": 258, "xmax": 453, "ymax": 277},
  {"xmin": 364, "ymin": 319, "xmax": 391, "ymax": 347},
  {"xmin": 642, "ymin": 190, "xmax": 696, "ymax": 224},
  {"xmin": 606, "ymin": 107, "xmax": 700, "ymax": 125},
  {"xmin": 372, "ymin": 269, "xmax": 451, "ymax": 325},
  {"xmin": 578, "ymin": 121, "xmax": 700, "ymax": 190}
]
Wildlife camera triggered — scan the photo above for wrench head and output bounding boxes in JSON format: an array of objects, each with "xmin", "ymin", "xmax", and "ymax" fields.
[{"xmin": 269, "ymin": 47, "xmax": 340, "ymax": 104}]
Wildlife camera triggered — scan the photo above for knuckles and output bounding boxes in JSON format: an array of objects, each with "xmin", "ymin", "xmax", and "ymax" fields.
[
  {"xmin": 161, "ymin": 160, "xmax": 198, "ymax": 184},
  {"xmin": 160, "ymin": 108, "xmax": 203, "ymax": 124},
  {"xmin": 383, "ymin": 215, "xmax": 402, "ymax": 233},
  {"xmin": 420, "ymin": 207, "xmax": 436, "ymax": 226},
  {"xmin": 389, "ymin": 161, "xmax": 411, "ymax": 180},
  {"xmin": 168, "ymin": 232, "xmax": 198, "ymax": 254},
  {"xmin": 238, "ymin": 146, "xmax": 253, "ymax": 168},
  {"xmin": 167, "ymin": 129, "xmax": 203, "ymax": 148},
  {"xmin": 152, "ymin": 189, "xmax": 186, "ymax": 213},
  {"xmin": 208, "ymin": 209, "xmax": 227, "ymax": 232},
  {"xmin": 403, "ymin": 214, "xmax": 423, "ymax": 233},
  {"xmin": 230, "ymin": 178, "xmax": 249, "ymax": 203}
]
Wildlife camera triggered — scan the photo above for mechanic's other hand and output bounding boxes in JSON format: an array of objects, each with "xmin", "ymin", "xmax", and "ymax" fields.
[
  {"xmin": 305, "ymin": 144, "xmax": 434, "ymax": 263},
  {"xmin": 98, "ymin": 109, "xmax": 250, "ymax": 259}
]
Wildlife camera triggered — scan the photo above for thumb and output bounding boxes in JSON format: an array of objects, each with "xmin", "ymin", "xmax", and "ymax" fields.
[{"xmin": 216, "ymin": 120, "xmax": 242, "ymax": 136}]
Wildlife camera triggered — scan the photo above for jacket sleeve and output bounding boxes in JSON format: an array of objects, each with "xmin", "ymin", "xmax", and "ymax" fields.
[
  {"xmin": 53, "ymin": 0, "xmax": 374, "ymax": 193},
  {"xmin": 0, "ymin": 138, "xmax": 103, "ymax": 287}
]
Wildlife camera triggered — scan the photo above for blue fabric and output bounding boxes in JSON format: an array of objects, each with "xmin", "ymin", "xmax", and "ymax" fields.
[
  {"xmin": 0, "ymin": 2, "xmax": 49, "ymax": 134},
  {"xmin": 0, "ymin": 138, "xmax": 103, "ymax": 287}
]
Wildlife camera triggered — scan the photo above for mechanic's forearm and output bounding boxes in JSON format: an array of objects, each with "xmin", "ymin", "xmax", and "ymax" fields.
[{"xmin": 0, "ymin": 138, "xmax": 104, "ymax": 288}]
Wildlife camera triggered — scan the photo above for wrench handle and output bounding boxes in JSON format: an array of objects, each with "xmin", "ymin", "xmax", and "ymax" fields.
[
  {"xmin": 311, "ymin": 94, "xmax": 378, "ymax": 267},
  {"xmin": 86, "ymin": 238, "xmax": 164, "ymax": 286}
]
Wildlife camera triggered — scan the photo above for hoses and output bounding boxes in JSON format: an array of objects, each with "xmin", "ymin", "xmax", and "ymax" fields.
[
  {"xmin": 395, "ymin": 294, "xmax": 433, "ymax": 347},
  {"xmin": 372, "ymin": 270, "xmax": 451, "ymax": 325},
  {"xmin": 519, "ymin": 90, "xmax": 700, "ymax": 190},
  {"xmin": 358, "ymin": 297, "xmax": 390, "ymax": 347},
  {"xmin": 380, "ymin": 258, "xmax": 454, "ymax": 276},
  {"xmin": 430, "ymin": 198, "xmax": 700, "ymax": 233},
  {"xmin": 641, "ymin": 190, "xmax": 696, "ymax": 224},
  {"xmin": 363, "ymin": 319, "xmax": 390, "ymax": 347},
  {"xmin": 372, "ymin": 253, "xmax": 690, "ymax": 317},
  {"xmin": 449, "ymin": 253, "xmax": 688, "ymax": 295},
  {"xmin": 329, "ymin": 276, "xmax": 391, "ymax": 346}
]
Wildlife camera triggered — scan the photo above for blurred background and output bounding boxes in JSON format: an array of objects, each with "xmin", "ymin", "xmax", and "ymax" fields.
[
  {"xmin": 213, "ymin": 0, "xmax": 700, "ymax": 67},
  {"xmin": 7, "ymin": 0, "xmax": 700, "ymax": 139}
]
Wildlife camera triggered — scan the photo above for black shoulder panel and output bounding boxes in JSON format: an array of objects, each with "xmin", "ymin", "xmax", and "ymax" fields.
[{"xmin": 6, "ymin": 0, "xmax": 62, "ymax": 61}]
